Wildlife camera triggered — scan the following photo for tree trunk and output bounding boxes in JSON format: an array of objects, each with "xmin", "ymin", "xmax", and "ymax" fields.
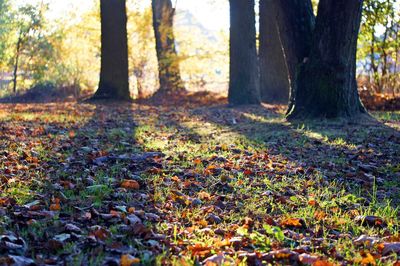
[
  {"xmin": 12, "ymin": 35, "xmax": 22, "ymax": 95},
  {"xmin": 92, "ymin": 0, "xmax": 130, "ymax": 101},
  {"xmin": 228, "ymin": 0, "xmax": 260, "ymax": 105},
  {"xmin": 259, "ymin": 0, "xmax": 290, "ymax": 104},
  {"xmin": 272, "ymin": 0, "xmax": 315, "ymax": 111},
  {"xmin": 287, "ymin": 0, "xmax": 366, "ymax": 119},
  {"xmin": 152, "ymin": 0, "xmax": 185, "ymax": 94}
]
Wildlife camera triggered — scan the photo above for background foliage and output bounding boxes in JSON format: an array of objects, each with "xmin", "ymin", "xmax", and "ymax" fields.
[{"xmin": 0, "ymin": 0, "xmax": 398, "ymax": 100}]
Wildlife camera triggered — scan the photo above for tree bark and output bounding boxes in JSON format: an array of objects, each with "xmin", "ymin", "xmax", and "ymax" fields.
[
  {"xmin": 12, "ymin": 35, "xmax": 22, "ymax": 95},
  {"xmin": 272, "ymin": 0, "xmax": 315, "ymax": 111},
  {"xmin": 259, "ymin": 0, "xmax": 290, "ymax": 104},
  {"xmin": 228, "ymin": 0, "xmax": 260, "ymax": 105},
  {"xmin": 287, "ymin": 0, "xmax": 366, "ymax": 119},
  {"xmin": 92, "ymin": 0, "xmax": 130, "ymax": 101},
  {"xmin": 152, "ymin": 0, "xmax": 185, "ymax": 94}
]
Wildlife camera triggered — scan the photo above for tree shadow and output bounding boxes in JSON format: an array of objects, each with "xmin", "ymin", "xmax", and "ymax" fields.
[
  {"xmin": 0, "ymin": 102, "xmax": 166, "ymax": 264},
  {"xmin": 181, "ymin": 104, "xmax": 400, "ymax": 205},
  {"xmin": 1, "ymin": 101, "xmax": 399, "ymax": 264}
]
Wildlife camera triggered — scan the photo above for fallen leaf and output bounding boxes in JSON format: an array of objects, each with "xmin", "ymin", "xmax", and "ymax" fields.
[
  {"xmin": 299, "ymin": 253, "xmax": 319, "ymax": 264},
  {"xmin": 121, "ymin": 180, "xmax": 140, "ymax": 190},
  {"xmin": 355, "ymin": 216, "xmax": 386, "ymax": 227},
  {"xmin": 198, "ymin": 191, "xmax": 211, "ymax": 200},
  {"xmin": 68, "ymin": 130, "xmax": 76, "ymax": 138},
  {"xmin": 360, "ymin": 252, "xmax": 376, "ymax": 265},
  {"xmin": 353, "ymin": 235, "xmax": 380, "ymax": 247},
  {"xmin": 313, "ymin": 260, "xmax": 334, "ymax": 266},
  {"xmin": 381, "ymin": 242, "xmax": 400, "ymax": 256},
  {"xmin": 90, "ymin": 227, "xmax": 109, "ymax": 241},
  {"xmin": 280, "ymin": 218, "xmax": 305, "ymax": 228},
  {"xmin": 188, "ymin": 243, "xmax": 212, "ymax": 257},
  {"xmin": 120, "ymin": 254, "xmax": 140, "ymax": 266}
]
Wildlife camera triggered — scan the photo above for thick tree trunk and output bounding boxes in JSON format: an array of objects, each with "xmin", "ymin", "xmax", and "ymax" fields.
[
  {"xmin": 287, "ymin": 0, "xmax": 366, "ymax": 119},
  {"xmin": 152, "ymin": 0, "xmax": 184, "ymax": 94},
  {"xmin": 259, "ymin": 0, "xmax": 290, "ymax": 104},
  {"xmin": 92, "ymin": 0, "xmax": 130, "ymax": 101},
  {"xmin": 228, "ymin": 0, "xmax": 260, "ymax": 105},
  {"xmin": 272, "ymin": 0, "xmax": 315, "ymax": 111}
]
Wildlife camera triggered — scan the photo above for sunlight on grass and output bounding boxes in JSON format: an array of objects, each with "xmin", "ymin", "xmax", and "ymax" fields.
[{"xmin": 0, "ymin": 103, "xmax": 399, "ymax": 265}]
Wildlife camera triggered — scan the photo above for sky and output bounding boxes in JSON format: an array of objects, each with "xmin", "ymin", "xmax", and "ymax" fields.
[{"xmin": 12, "ymin": 0, "xmax": 230, "ymax": 31}]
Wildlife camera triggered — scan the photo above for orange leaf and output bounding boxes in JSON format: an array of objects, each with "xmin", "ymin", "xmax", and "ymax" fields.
[
  {"xmin": 198, "ymin": 220, "xmax": 208, "ymax": 227},
  {"xmin": 121, "ymin": 180, "xmax": 140, "ymax": 190},
  {"xmin": 313, "ymin": 260, "xmax": 334, "ymax": 266},
  {"xmin": 50, "ymin": 198, "xmax": 61, "ymax": 211},
  {"xmin": 171, "ymin": 176, "xmax": 181, "ymax": 182},
  {"xmin": 188, "ymin": 243, "xmax": 212, "ymax": 256},
  {"xmin": 360, "ymin": 253, "xmax": 376, "ymax": 265},
  {"xmin": 308, "ymin": 199, "xmax": 317, "ymax": 206},
  {"xmin": 50, "ymin": 203, "xmax": 61, "ymax": 211},
  {"xmin": 193, "ymin": 158, "xmax": 202, "ymax": 165},
  {"xmin": 314, "ymin": 210, "xmax": 327, "ymax": 220},
  {"xmin": 120, "ymin": 254, "xmax": 140, "ymax": 266},
  {"xmin": 68, "ymin": 130, "xmax": 76, "ymax": 138},
  {"xmin": 281, "ymin": 218, "xmax": 303, "ymax": 228},
  {"xmin": 275, "ymin": 252, "xmax": 292, "ymax": 259},
  {"xmin": 206, "ymin": 164, "xmax": 217, "ymax": 170},
  {"xmin": 198, "ymin": 191, "xmax": 211, "ymax": 200},
  {"xmin": 243, "ymin": 169, "xmax": 253, "ymax": 175}
]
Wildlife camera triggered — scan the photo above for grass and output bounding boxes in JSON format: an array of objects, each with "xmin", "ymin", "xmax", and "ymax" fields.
[{"xmin": 0, "ymin": 102, "xmax": 399, "ymax": 265}]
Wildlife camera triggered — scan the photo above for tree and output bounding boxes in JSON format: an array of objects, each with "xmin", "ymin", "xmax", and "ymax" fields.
[
  {"xmin": 272, "ymin": 0, "xmax": 315, "ymax": 110},
  {"xmin": 11, "ymin": 4, "xmax": 44, "ymax": 94},
  {"xmin": 152, "ymin": 0, "xmax": 184, "ymax": 95},
  {"xmin": 92, "ymin": 0, "xmax": 130, "ymax": 101},
  {"xmin": 287, "ymin": 0, "xmax": 366, "ymax": 119},
  {"xmin": 128, "ymin": 7, "xmax": 155, "ymax": 99},
  {"xmin": 259, "ymin": 0, "xmax": 290, "ymax": 104},
  {"xmin": 228, "ymin": 0, "xmax": 260, "ymax": 105},
  {"xmin": 358, "ymin": 0, "xmax": 399, "ymax": 95},
  {"xmin": 0, "ymin": 0, "xmax": 11, "ymax": 64}
]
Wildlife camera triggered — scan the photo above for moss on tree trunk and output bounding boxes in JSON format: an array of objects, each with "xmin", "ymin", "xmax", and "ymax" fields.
[{"xmin": 287, "ymin": 0, "xmax": 367, "ymax": 119}]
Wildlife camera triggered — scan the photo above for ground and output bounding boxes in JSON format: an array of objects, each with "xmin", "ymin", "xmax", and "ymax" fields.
[{"xmin": 0, "ymin": 102, "xmax": 399, "ymax": 265}]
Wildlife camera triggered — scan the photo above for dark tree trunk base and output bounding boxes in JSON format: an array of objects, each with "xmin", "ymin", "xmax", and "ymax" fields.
[
  {"xmin": 86, "ymin": 92, "xmax": 132, "ymax": 103},
  {"xmin": 287, "ymin": 112, "xmax": 375, "ymax": 124},
  {"xmin": 287, "ymin": 60, "xmax": 367, "ymax": 120}
]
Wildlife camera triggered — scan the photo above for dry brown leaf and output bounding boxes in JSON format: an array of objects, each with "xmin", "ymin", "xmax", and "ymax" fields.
[
  {"xmin": 299, "ymin": 253, "xmax": 319, "ymax": 264},
  {"xmin": 121, "ymin": 180, "xmax": 140, "ymax": 190}
]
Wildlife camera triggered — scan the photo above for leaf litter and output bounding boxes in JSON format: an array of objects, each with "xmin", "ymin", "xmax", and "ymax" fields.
[{"xmin": 0, "ymin": 102, "xmax": 399, "ymax": 265}]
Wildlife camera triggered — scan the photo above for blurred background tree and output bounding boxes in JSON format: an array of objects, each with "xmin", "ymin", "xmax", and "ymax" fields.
[
  {"xmin": 0, "ymin": 0, "xmax": 398, "ymax": 102},
  {"xmin": 358, "ymin": 0, "xmax": 400, "ymax": 97}
]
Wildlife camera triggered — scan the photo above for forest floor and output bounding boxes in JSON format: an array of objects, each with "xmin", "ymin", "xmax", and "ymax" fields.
[{"xmin": 0, "ymin": 102, "xmax": 399, "ymax": 265}]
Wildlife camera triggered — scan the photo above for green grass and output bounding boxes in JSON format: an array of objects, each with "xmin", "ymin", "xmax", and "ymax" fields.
[{"xmin": 0, "ymin": 103, "xmax": 399, "ymax": 265}]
